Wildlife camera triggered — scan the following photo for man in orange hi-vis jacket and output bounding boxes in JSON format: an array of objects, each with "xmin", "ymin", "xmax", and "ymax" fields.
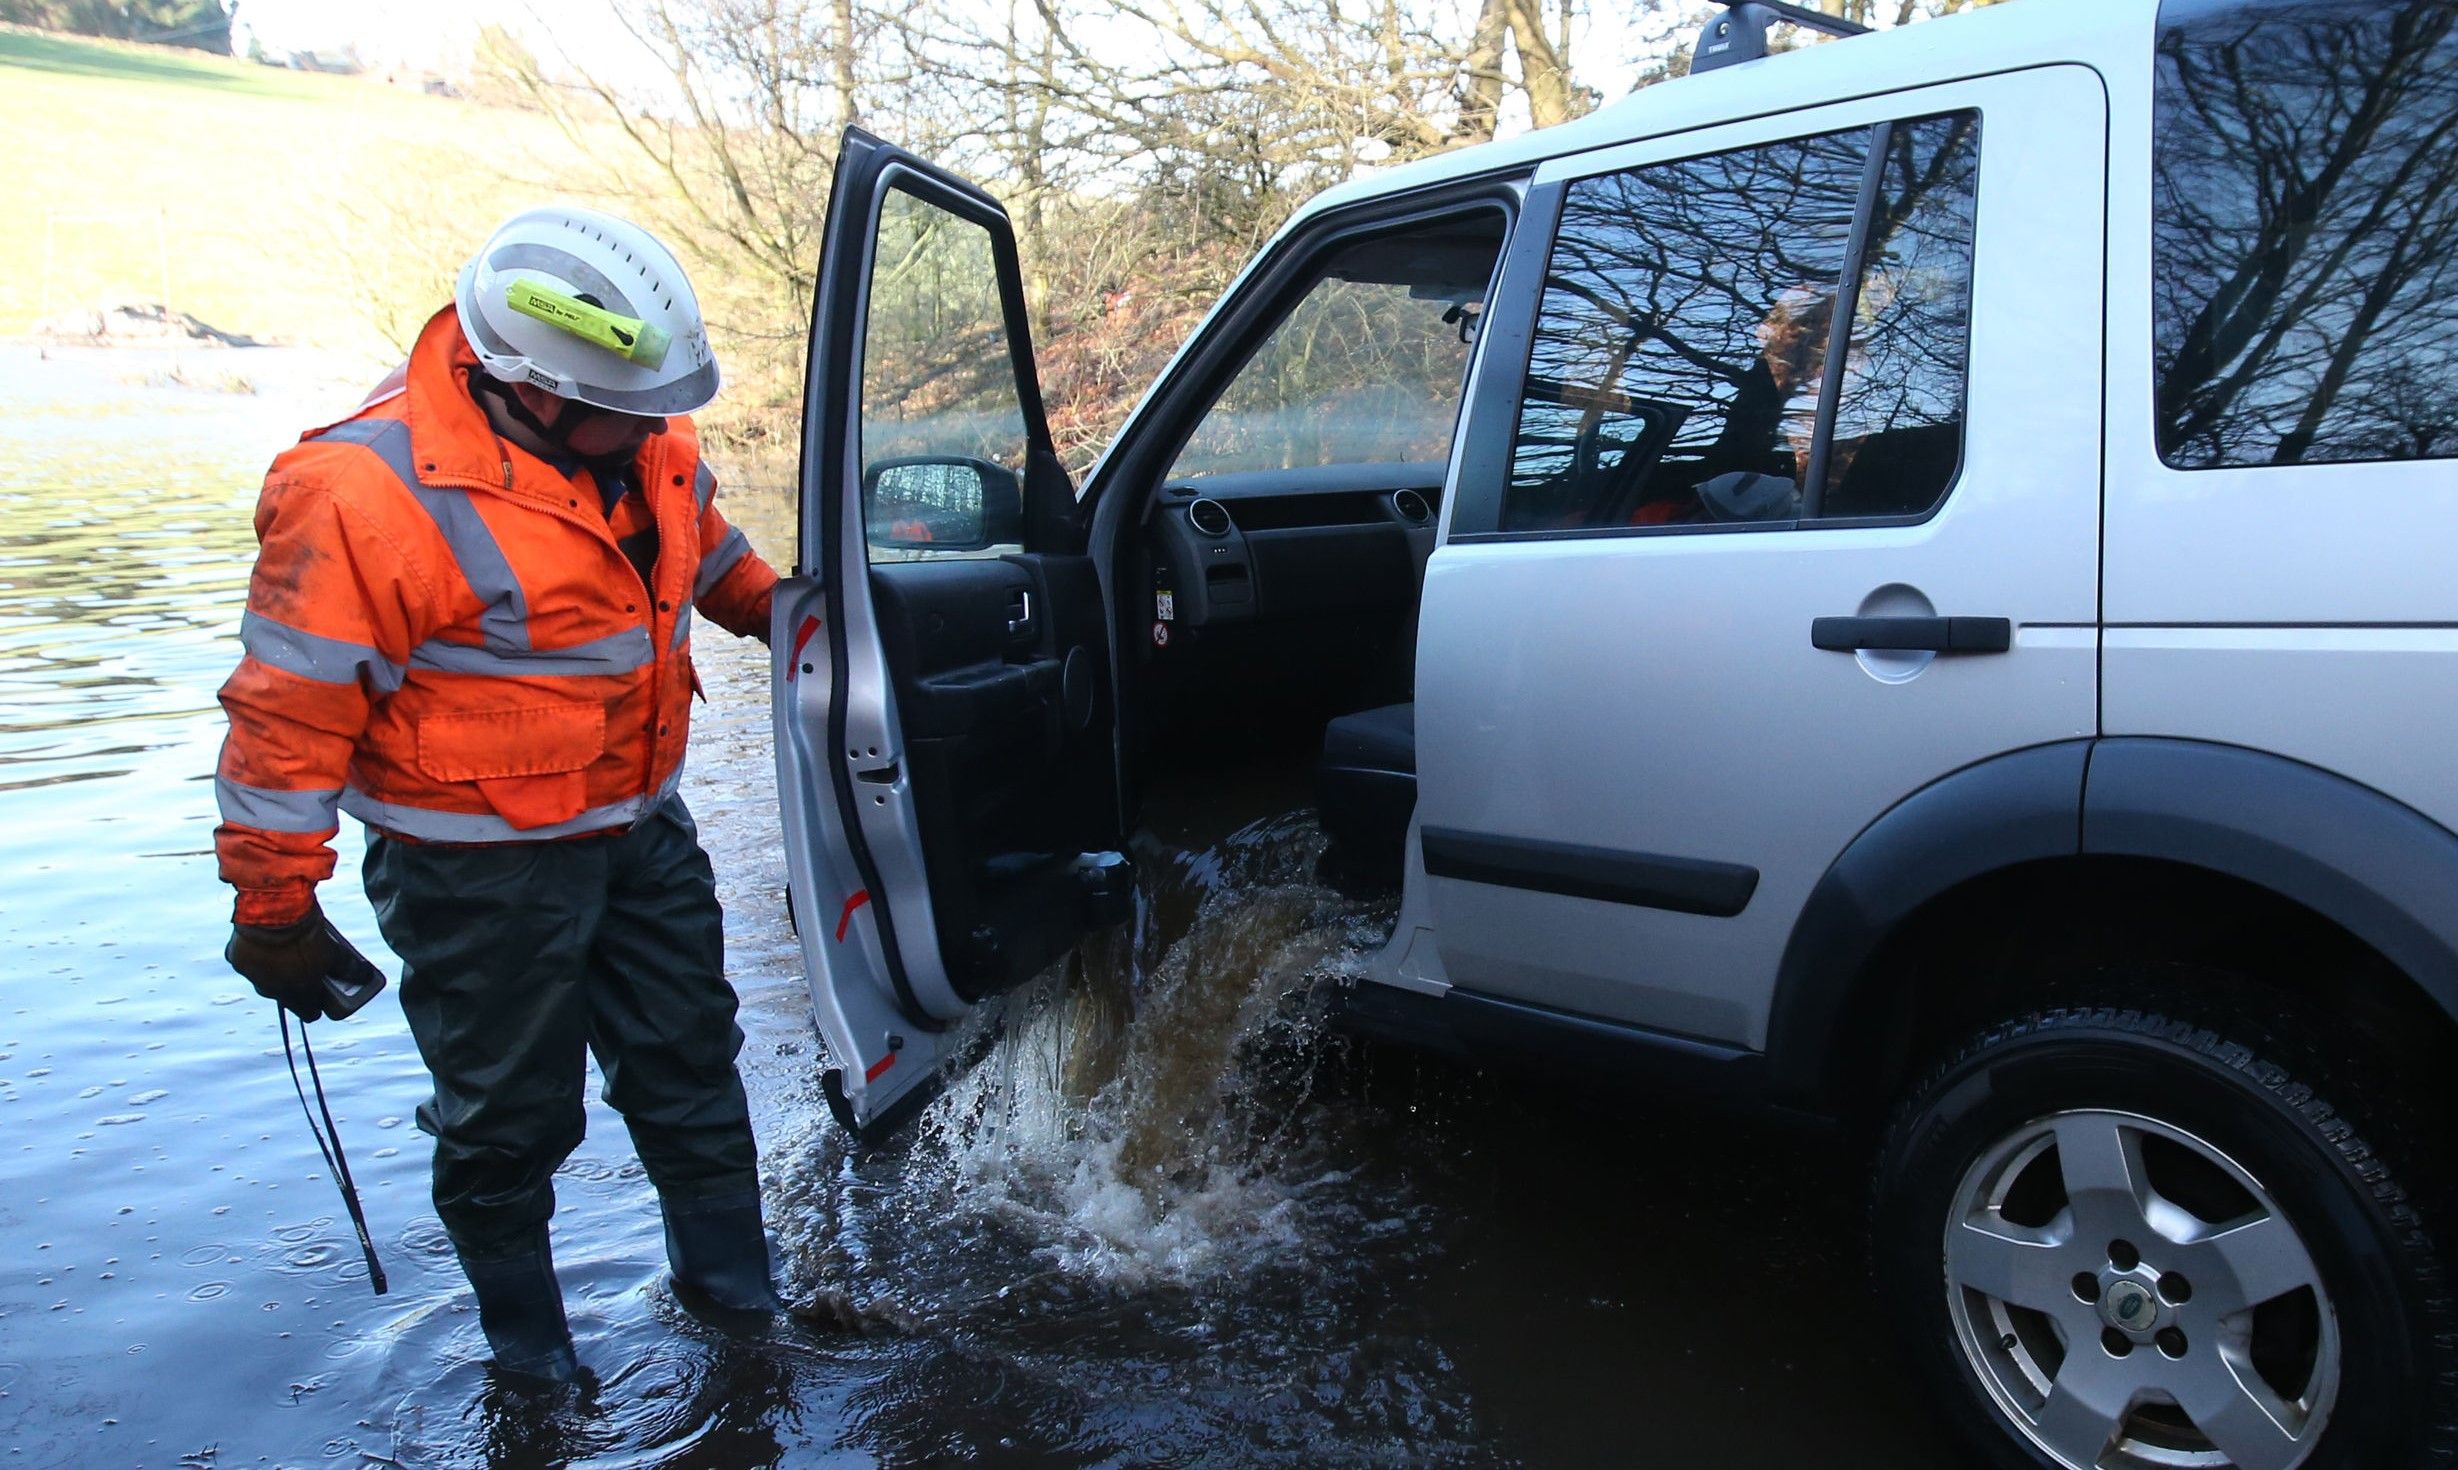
[{"xmin": 214, "ymin": 206, "xmax": 784, "ymax": 1383}]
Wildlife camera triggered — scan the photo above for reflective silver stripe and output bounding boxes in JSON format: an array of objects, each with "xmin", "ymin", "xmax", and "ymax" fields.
[
  {"xmin": 670, "ymin": 604, "xmax": 692, "ymax": 652},
  {"xmin": 406, "ymin": 481, "xmax": 529, "ymax": 652},
  {"xmin": 306, "ymin": 414, "xmax": 419, "ymax": 482},
  {"xmin": 240, "ymin": 610, "xmax": 404, "ymax": 693},
  {"xmin": 306, "ymin": 418, "xmax": 530, "ymax": 654},
  {"xmin": 408, "ymin": 626, "xmax": 653, "ymax": 678},
  {"xmin": 340, "ymin": 765, "xmax": 685, "ymax": 844},
  {"xmin": 695, "ymin": 526, "xmax": 751, "ymax": 599},
  {"xmin": 216, "ymin": 776, "xmax": 343, "ymax": 833},
  {"xmin": 693, "ymin": 462, "xmax": 716, "ymax": 513}
]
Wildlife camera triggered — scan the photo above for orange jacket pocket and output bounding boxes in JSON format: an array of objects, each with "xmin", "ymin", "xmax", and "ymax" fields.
[{"xmin": 416, "ymin": 704, "xmax": 607, "ymax": 829}]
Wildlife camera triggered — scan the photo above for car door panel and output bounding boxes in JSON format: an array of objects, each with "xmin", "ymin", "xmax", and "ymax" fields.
[
  {"xmin": 777, "ymin": 129, "xmax": 1122, "ymax": 1140},
  {"xmin": 875, "ymin": 554, "xmax": 1117, "ymax": 998},
  {"xmin": 1413, "ymin": 66, "xmax": 2107, "ymax": 1052},
  {"xmin": 873, "ymin": 560, "xmax": 1055, "ymax": 740}
]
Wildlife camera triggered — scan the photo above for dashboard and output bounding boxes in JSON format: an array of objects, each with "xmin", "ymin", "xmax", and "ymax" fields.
[{"xmin": 1146, "ymin": 460, "xmax": 1444, "ymax": 629}]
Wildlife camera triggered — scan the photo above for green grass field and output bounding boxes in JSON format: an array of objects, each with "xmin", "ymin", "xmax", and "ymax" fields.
[{"xmin": 1, "ymin": 26, "xmax": 617, "ymax": 359}]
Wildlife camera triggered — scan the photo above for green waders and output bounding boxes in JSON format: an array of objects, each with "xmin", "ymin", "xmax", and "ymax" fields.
[{"xmin": 364, "ymin": 794, "xmax": 776, "ymax": 1377}]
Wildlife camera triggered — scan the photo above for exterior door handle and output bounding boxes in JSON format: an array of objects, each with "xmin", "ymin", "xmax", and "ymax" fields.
[{"xmin": 1811, "ymin": 616, "xmax": 2011, "ymax": 654}]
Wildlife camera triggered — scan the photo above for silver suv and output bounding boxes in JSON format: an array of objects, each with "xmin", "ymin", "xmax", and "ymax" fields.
[{"xmin": 772, "ymin": 0, "xmax": 2458, "ymax": 1464}]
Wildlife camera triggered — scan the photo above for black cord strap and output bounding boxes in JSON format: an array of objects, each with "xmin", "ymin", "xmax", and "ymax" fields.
[{"xmin": 281, "ymin": 1007, "xmax": 389, "ymax": 1296}]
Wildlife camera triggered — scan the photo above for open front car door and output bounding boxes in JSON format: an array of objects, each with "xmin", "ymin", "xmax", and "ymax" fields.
[{"xmin": 775, "ymin": 128, "xmax": 1128, "ymax": 1143}]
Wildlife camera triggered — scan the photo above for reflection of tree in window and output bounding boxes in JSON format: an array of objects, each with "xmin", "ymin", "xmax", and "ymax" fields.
[
  {"xmin": 1824, "ymin": 113, "xmax": 1979, "ymax": 518},
  {"xmin": 1507, "ymin": 128, "xmax": 1863, "ymax": 532},
  {"xmin": 2154, "ymin": 0, "xmax": 2458, "ymax": 468},
  {"xmin": 859, "ymin": 190, "xmax": 1029, "ymax": 475},
  {"xmin": 1506, "ymin": 114, "xmax": 1979, "ymax": 533}
]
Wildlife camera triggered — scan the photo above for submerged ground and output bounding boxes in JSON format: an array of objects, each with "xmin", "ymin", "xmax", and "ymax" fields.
[{"xmin": 0, "ymin": 344, "xmax": 1961, "ymax": 1467}]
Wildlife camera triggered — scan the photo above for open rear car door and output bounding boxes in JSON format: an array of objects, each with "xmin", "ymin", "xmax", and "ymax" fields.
[{"xmin": 775, "ymin": 129, "xmax": 1128, "ymax": 1143}]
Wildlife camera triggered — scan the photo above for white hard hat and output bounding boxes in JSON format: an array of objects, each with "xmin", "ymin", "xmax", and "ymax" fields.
[{"xmin": 455, "ymin": 205, "xmax": 719, "ymax": 416}]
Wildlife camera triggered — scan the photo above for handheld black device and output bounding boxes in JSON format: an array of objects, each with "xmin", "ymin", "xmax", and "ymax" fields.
[{"xmin": 316, "ymin": 919, "xmax": 388, "ymax": 1019}]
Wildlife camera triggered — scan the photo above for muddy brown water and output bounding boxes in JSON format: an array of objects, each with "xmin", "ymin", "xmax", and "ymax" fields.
[{"xmin": 0, "ymin": 344, "xmax": 1964, "ymax": 1467}]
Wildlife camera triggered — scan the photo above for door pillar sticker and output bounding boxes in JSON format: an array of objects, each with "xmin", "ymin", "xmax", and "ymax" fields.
[
  {"xmin": 834, "ymin": 888, "xmax": 872, "ymax": 941},
  {"xmin": 785, "ymin": 614, "xmax": 824, "ymax": 680}
]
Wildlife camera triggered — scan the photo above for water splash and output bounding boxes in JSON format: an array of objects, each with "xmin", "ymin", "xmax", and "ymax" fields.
[
  {"xmin": 914, "ymin": 812, "xmax": 1391, "ymax": 1288},
  {"xmin": 746, "ymin": 811, "xmax": 1501, "ymax": 1466},
  {"xmin": 767, "ymin": 808, "xmax": 1398, "ymax": 1311}
]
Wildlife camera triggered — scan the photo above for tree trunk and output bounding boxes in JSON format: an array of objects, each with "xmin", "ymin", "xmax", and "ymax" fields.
[
  {"xmin": 1452, "ymin": 0, "xmax": 1510, "ymax": 143},
  {"xmin": 1508, "ymin": 0, "xmax": 1577, "ymax": 129},
  {"xmin": 834, "ymin": 0, "xmax": 860, "ymax": 129}
]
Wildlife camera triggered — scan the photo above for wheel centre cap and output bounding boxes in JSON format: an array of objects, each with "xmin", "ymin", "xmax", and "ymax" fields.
[{"xmin": 2101, "ymin": 1278, "xmax": 2159, "ymax": 1334}]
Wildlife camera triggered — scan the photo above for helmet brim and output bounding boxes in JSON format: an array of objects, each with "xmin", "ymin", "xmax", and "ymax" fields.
[
  {"xmin": 461, "ymin": 287, "xmax": 721, "ymax": 417},
  {"xmin": 560, "ymin": 357, "xmax": 721, "ymax": 417}
]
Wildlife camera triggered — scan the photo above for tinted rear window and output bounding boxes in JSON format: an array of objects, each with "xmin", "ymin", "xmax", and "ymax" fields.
[
  {"xmin": 2153, "ymin": 0, "xmax": 2458, "ymax": 468},
  {"xmin": 1501, "ymin": 113, "xmax": 1980, "ymax": 535}
]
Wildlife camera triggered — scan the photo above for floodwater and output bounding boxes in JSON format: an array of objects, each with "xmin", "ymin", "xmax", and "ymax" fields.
[{"xmin": 0, "ymin": 344, "xmax": 1963, "ymax": 1468}]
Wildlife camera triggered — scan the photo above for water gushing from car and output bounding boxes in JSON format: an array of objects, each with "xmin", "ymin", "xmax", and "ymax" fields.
[{"xmin": 901, "ymin": 824, "xmax": 1380, "ymax": 1285}]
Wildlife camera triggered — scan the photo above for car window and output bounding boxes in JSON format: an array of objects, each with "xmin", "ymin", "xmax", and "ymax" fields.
[
  {"xmin": 1822, "ymin": 114, "xmax": 1982, "ymax": 517},
  {"xmin": 1503, "ymin": 111, "xmax": 1981, "ymax": 534},
  {"xmin": 1168, "ymin": 233, "xmax": 1494, "ymax": 479},
  {"xmin": 2153, "ymin": 0, "xmax": 2458, "ymax": 469},
  {"xmin": 857, "ymin": 185, "xmax": 1030, "ymax": 562}
]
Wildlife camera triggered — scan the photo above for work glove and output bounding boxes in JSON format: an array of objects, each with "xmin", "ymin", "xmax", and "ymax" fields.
[{"xmin": 226, "ymin": 900, "xmax": 363, "ymax": 1021}]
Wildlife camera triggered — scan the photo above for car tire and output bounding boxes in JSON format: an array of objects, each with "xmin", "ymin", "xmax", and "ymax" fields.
[{"xmin": 1870, "ymin": 993, "xmax": 2457, "ymax": 1470}]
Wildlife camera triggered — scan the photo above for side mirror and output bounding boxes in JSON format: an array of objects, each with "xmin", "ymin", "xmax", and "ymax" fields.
[{"xmin": 863, "ymin": 455, "xmax": 1024, "ymax": 553}]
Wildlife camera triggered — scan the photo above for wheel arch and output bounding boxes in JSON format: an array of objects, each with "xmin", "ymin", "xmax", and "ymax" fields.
[{"xmin": 1766, "ymin": 738, "xmax": 2458, "ymax": 1118}]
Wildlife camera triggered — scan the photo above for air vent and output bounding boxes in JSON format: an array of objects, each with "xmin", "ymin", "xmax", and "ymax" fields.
[
  {"xmin": 1392, "ymin": 489, "xmax": 1433, "ymax": 525},
  {"xmin": 1188, "ymin": 498, "xmax": 1233, "ymax": 537}
]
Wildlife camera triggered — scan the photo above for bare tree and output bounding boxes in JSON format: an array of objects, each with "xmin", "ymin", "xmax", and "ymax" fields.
[{"xmin": 487, "ymin": 0, "xmax": 2001, "ymax": 459}]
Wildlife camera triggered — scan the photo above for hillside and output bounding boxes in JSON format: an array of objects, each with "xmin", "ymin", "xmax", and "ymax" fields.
[{"xmin": 0, "ymin": 26, "xmax": 625, "ymax": 364}]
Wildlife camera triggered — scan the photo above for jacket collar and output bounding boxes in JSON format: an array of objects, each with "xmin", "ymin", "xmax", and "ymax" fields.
[{"xmin": 396, "ymin": 306, "xmax": 696, "ymax": 503}]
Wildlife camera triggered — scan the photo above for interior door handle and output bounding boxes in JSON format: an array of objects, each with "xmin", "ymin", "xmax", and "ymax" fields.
[{"xmin": 1811, "ymin": 616, "xmax": 2011, "ymax": 654}]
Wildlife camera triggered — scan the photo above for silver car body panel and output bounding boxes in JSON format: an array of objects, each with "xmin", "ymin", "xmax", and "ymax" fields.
[{"xmin": 1406, "ymin": 63, "xmax": 2110, "ymax": 1050}]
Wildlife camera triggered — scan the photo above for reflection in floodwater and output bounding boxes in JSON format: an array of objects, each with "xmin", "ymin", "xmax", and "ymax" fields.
[{"xmin": 0, "ymin": 410, "xmax": 258, "ymax": 789}]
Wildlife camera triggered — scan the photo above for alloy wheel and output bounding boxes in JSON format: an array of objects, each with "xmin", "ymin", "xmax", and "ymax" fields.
[{"xmin": 1943, "ymin": 1109, "xmax": 2340, "ymax": 1470}]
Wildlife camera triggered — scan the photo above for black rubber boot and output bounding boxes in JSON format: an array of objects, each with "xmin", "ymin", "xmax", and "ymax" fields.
[
  {"xmin": 459, "ymin": 1231, "xmax": 580, "ymax": 1383},
  {"xmin": 661, "ymin": 1189, "xmax": 784, "ymax": 1315}
]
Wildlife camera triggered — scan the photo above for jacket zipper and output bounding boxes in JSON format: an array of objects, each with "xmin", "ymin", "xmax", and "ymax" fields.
[{"xmin": 465, "ymin": 429, "xmax": 678, "ymax": 811}]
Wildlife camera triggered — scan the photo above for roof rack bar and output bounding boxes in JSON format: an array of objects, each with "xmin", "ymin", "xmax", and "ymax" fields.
[
  {"xmin": 1693, "ymin": 0, "xmax": 1871, "ymax": 73},
  {"xmin": 1720, "ymin": 0, "xmax": 1872, "ymax": 40}
]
